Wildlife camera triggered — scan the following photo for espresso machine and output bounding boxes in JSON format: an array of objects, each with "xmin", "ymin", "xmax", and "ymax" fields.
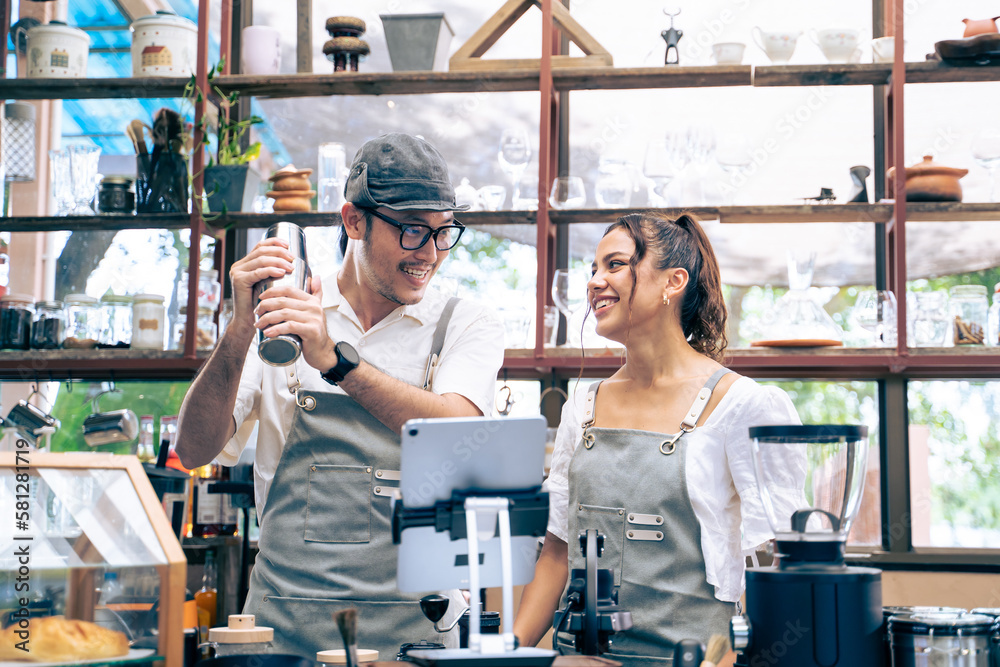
[{"xmin": 731, "ymin": 425, "xmax": 883, "ymax": 667}]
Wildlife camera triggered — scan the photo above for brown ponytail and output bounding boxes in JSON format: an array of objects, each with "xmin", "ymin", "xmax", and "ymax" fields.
[{"xmin": 604, "ymin": 211, "xmax": 728, "ymax": 361}]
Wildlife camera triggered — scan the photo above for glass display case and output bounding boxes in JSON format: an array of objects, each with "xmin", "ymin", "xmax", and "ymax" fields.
[{"xmin": 0, "ymin": 451, "xmax": 185, "ymax": 667}]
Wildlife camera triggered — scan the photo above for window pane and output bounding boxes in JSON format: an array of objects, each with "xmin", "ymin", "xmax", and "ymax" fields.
[{"xmin": 908, "ymin": 380, "xmax": 1000, "ymax": 548}]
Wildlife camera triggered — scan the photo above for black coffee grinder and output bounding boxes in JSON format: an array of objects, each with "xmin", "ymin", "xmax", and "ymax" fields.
[{"xmin": 731, "ymin": 425, "xmax": 883, "ymax": 667}]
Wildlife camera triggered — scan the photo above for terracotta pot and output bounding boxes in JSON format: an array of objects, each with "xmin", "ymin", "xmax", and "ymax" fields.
[
  {"xmin": 886, "ymin": 155, "xmax": 968, "ymax": 202},
  {"xmin": 962, "ymin": 16, "xmax": 1000, "ymax": 38}
]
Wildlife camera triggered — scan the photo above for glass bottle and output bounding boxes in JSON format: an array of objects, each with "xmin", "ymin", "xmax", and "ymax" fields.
[
  {"xmin": 132, "ymin": 293, "xmax": 166, "ymax": 350},
  {"xmin": 99, "ymin": 294, "xmax": 133, "ymax": 348},
  {"xmin": 195, "ymin": 550, "xmax": 219, "ymax": 631},
  {"xmin": 949, "ymin": 284, "xmax": 988, "ymax": 345},
  {"xmin": 174, "ymin": 306, "xmax": 218, "ymax": 351},
  {"xmin": 988, "ymin": 282, "xmax": 1000, "ymax": 347},
  {"xmin": 192, "ymin": 461, "xmax": 238, "ymax": 538},
  {"xmin": 0, "ymin": 294, "xmax": 35, "ymax": 350},
  {"xmin": 30, "ymin": 300, "xmax": 64, "ymax": 349},
  {"xmin": 63, "ymin": 293, "xmax": 101, "ymax": 348},
  {"xmin": 137, "ymin": 414, "xmax": 156, "ymax": 463}
]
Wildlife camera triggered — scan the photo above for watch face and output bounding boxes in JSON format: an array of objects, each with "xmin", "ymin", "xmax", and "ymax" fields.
[{"xmin": 337, "ymin": 341, "xmax": 360, "ymax": 366}]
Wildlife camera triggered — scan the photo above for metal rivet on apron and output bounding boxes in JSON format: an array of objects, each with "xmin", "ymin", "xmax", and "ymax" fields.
[
  {"xmin": 619, "ymin": 509, "xmax": 624, "ymax": 515},
  {"xmin": 628, "ymin": 513, "xmax": 634, "ymax": 521},
  {"xmin": 374, "ymin": 487, "xmax": 382, "ymax": 494},
  {"xmin": 657, "ymin": 517, "xmax": 663, "ymax": 524},
  {"xmin": 656, "ymin": 532, "xmax": 663, "ymax": 539},
  {"xmin": 262, "ymin": 596, "xmax": 269, "ymax": 602},
  {"xmin": 578, "ymin": 504, "xmax": 583, "ymax": 511},
  {"xmin": 376, "ymin": 470, "xmax": 383, "ymax": 477},
  {"xmin": 366, "ymin": 467, "xmax": 372, "ymax": 473},
  {"xmin": 310, "ymin": 466, "xmax": 316, "ymax": 471},
  {"xmin": 628, "ymin": 531, "xmax": 634, "ymax": 538}
]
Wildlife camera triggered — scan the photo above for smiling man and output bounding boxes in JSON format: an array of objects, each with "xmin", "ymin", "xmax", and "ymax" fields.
[{"xmin": 175, "ymin": 133, "xmax": 504, "ymax": 658}]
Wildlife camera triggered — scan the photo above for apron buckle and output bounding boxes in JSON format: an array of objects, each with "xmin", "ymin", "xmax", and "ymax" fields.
[
  {"xmin": 295, "ymin": 388, "xmax": 316, "ymax": 411},
  {"xmin": 582, "ymin": 429, "xmax": 596, "ymax": 449}
]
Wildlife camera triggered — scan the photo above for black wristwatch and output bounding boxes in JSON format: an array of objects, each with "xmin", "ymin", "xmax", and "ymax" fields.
[{"xmin": 320, "ymin": 341, "xmax": 360, "ymax": 385}]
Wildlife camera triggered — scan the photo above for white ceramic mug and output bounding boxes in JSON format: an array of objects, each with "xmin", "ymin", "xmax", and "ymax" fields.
[
  {"xmin": 752, "ymin": 27, "xmax": 802, "ymax": 64},
  {"xmin": 241, "ymin": 25, "xmax": 281, "ymax": 75},
  {"xmin": 712, "ymin": 42, "xmax": 746, "ymax": 65},
  {"xmin": 811, "ymin": 28, "xmax": 862, "ymax": 63},
  {"xmin": 871, "ymin": 36, "xmax": 903, "ymax": 63}
]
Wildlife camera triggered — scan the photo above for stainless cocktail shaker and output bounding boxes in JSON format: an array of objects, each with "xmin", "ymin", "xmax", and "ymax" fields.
[{"xmin": 254, "ymin": 222, "xmax": 312, "ymax": 366}]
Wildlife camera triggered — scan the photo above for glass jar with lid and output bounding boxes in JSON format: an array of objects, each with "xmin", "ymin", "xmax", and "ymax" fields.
[
  {"xmin": 0, "ymin": 294, "xmax": 35, "ymax": 350},
  {"xmin": 178, "ymin": 268, "xmax": 222, "ymax": 312},
  {"xmin": 174, "ymin": 306, "xmax": 218, "ymax": 351},
  {"xmin": 132, "ymin": 294, "xmax": 166, "ymax": 350},
  {"xmin": 99, "ymin": 294, "xmax": 133, "ymax": 348},
  {"xmin": 988, "ymin": 282, "xmax": 1000, "ymax": 347},
  {"xmin": 949, "ymin": 284, "xmax": 988, "ymax": 345},
  {"xmin": 31, "ymin": 300, "xmax": 65, "ymax": 349},
  {"xmin": 97, "ymin": 176, "xmax": 136, "ymax": 215},
  {"xmin": 63, "ymin": 294, "xmax": 101, "ymax": 348}
]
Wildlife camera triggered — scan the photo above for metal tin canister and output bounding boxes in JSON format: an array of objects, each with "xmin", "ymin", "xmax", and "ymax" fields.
[
  {"xmin": 889, "ymin": 612, "xmax": 994, "ymax": 667},
  {"xmin": 98, "ymin": 176, "xmax": 136, "ymax": 215},
  {"xmin": 254, "ymin": 222, "xmax": 311, "ymax": 366}
]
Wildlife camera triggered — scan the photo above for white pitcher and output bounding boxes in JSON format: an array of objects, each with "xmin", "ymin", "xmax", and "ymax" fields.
[{"xmin": 752, "ymin": 27, "xmax": 802, "ymax": 64}]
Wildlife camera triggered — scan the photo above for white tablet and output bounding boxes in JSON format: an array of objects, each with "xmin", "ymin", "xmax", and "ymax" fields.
[{"xmin": 396, "ymin": 415, "xmax": 547, "ymax": 593}]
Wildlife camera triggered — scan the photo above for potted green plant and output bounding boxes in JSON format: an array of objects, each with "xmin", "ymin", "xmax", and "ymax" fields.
[{"xmin": 184, "ymin": 58, "xmax": 264, "ymax": 214}]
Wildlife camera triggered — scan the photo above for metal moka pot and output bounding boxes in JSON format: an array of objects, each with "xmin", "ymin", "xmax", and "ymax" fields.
[
  {"xmin": 5, "ymin": 399, "xmax": 60, "ymax": 444},
  {"xmin": 253, "ymin": 222, "xmax": 312, "ymax": 366}
]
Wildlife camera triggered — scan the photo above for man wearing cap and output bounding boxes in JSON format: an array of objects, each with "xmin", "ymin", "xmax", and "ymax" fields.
[{"xmin": 175, "ymin": 133, "xmax": 504, "ymax": 657}]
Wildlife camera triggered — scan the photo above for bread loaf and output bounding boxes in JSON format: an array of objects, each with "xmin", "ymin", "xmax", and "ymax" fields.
[{"xmin": 0, "ymin": 616, "xmax": 130, "ymax": 662}]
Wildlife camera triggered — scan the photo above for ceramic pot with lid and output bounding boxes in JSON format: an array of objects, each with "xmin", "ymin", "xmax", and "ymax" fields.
[
  {"xmin": 886, "ymin": 155, "xmax": 969, "ymax": 202},
  {"xmin": 130, "ymin": 10, "xmax": 197, "ymax": 77},
  {"xmin": 26, "ymin": 21, "xmax": 90, "ymax": 79}
]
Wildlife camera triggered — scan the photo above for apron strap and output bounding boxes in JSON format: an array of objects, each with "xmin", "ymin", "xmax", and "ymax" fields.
[
  {"xmin": 422, "ymin": 296, "xmax": 461, "ymax": 390},
  {"xmin": 661, "ymin": 368, "xmax": 734, "ymax": 455}
]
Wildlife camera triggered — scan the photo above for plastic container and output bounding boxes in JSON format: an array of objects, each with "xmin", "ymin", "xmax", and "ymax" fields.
[
  {"xmin": 132, "ymin": 294, "xmax": 166, "ymax": 350},
  {"xmin": 0, "ymin": 294, "xmax": 35, "ymax": 350},
  {"xmin": 949, "ymin": 284, "xmax": 988, "ymax": 345},
  {"xmin": 63, "ymin": 293, "xmax": 101, "ymax": 348},
  {"xmin": 100, "ymin": 294, "xmax": 133, "ymax": 348},
  {"xmin": 30, "ymin": 300, "xmax": 64, "ymax": 349},
  {"xmin": 988, "ymin": 282, "xmax": 1000, "ymax": 347}
]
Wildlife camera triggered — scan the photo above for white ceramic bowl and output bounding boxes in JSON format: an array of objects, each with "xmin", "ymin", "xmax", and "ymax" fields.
[
  {"xmin": 712, "ymin": 42, "xmax": 746, "ymax": 65},
  {"xmin": 130, "ymin": 10, "xmax": 197, "ymax": 77},
  {"xmin": 26, "ymin": 21, "xmax": 90, "ymax": 79}
]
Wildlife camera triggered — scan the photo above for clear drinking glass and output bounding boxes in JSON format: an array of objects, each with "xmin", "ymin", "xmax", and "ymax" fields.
[
  {"xmin": 49, "ymin": 149, "xmax": 74, "ymax": 215},
  {"xmin": 971, "ymin": 128, "xmax": 1000, "ymax": 202},
  {"xmin": 594, "ymin": 159, "xmax": 632, "ymax": 208},
  {"xmin": 512, "ymin": 174, "xmax": 538, "ymax": 210},
  {"xmin": 498, "ymin": 128, "xmax": 531, "ymax": 204},
  {"xmin": 67, "ymin": 144, "xmax": 101, "ymax": 215},
  {"xmin": 715, "ymin": 134, "xmax": 753, "ymax": 205},
  {"xmin": 549, "ymin": 176, "xmax": 586, "ymax": 209},
  {"xmin": 477, "ymin": 185, "xmax": 507, "ymax": 211},
  {"xmin": 685, "ymin": 125, "xmax": 717, "ymax": 205},
  {"xmin": 851, "ymin": 290, "xmax": 898, "ymax": 347},
  {"xmin": 317, "ymin": 142, "xmax": 347, "ymax": 212},
  {"xmin": 643, "ymin": 140, "xmax": 682, "ymax": 207}
]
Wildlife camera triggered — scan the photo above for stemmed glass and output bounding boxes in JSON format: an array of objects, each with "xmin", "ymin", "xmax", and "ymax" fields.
[
  {"xmin": 971, "ymin": 128, "xmax": 1000, "ymax": 202},
  {"xmin": 851, "ymin": 290, "xmax": 898, "ymax": 347},
  {"xmin": 644, "ymin": 139, "xmax": 680, "ymax": 207},
  {"xmin": 685, "ymin": 125, "xmax": 716, "ymax": 205},
  {"xmin": 551, "ymin": 268, "xmax": 589, "ymax": 346},
  {"xmin": 498, "ymin": 128, "xmax": 531, "ymax": 206}
]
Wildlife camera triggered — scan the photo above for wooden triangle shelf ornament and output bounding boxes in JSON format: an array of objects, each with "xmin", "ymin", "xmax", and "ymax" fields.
[{"xmin": 449, "ymin": 0, "xmax": 613, "ymax": 71}]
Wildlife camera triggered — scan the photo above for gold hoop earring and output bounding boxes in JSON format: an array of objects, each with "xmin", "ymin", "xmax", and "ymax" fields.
[{"xmin": 663, "ymin": 296, "xmax": 670, "ymax": 306}]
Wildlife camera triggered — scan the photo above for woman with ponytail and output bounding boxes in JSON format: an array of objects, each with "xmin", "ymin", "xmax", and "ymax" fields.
[{"xmin": 514, "ymin": 212, "xmax": 803, "ymax": 664}]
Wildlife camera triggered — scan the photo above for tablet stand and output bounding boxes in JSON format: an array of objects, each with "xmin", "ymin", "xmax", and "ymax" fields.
[{"xmin": 393, "ymin": 491, "xmax": 558, "ymax": 666}]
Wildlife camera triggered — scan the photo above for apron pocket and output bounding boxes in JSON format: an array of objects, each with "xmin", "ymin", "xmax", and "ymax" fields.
[
  {"xmin": 574, "ymin": 504, "xmax": 625, "ymax": 586},
  {"xmin": 305, "ymin": 464, "xmax": 372, "ymax": 543}
]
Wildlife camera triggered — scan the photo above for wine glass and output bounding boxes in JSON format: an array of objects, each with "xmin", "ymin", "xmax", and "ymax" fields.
[
  {"xmin": 851, "ymin": 290, "xmax": 898, "ymax": 347},
  {"xmin": 643, "ymin": 141, "xmax": 680, "ymax": 207},
  {"xmin": 549, "ymin": 176, "xmax": 586, "ymax": 209},
  {"xmin": 685, "ymin": 125, "xmax": 716, "ymax": 205},
  {"xmin": 551, "ymin": 268, "xmax": 589, "ymax": 346},
  {"xmin": 971, "ymin": 127, "xmax": 1000, "ymax": 202},
  {"xmin": 498, "ymin": 128, "xmax": 531, "ymax": 204}
]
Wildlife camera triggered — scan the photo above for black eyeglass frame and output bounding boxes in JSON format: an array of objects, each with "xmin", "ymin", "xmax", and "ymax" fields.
[{"xmin": 360, "ymin": 207, "xmax": 466, "ymax": 251}]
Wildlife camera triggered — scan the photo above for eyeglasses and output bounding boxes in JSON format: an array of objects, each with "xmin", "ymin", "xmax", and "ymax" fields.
[{"xmin": 362, "ymin": 207, "xmax": 466, "ymax": 251}]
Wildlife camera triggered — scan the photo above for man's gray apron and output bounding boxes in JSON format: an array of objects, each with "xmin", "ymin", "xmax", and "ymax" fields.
[
  {"xmin": 245, "ymin": 299, "xmax": 461, "ymax": 659},
  {"xmin": 556, "ymin": 369, "xmax": 736, "ymax": 665}
]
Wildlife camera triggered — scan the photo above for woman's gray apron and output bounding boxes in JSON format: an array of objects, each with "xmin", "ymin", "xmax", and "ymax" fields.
[
  {"xmin": 556, "ymin": 369, "xmax": 736, "ymax": 665},
  {"xmin": 244, "ymin": 299, "xmax": 461, "ymax": 659}
]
